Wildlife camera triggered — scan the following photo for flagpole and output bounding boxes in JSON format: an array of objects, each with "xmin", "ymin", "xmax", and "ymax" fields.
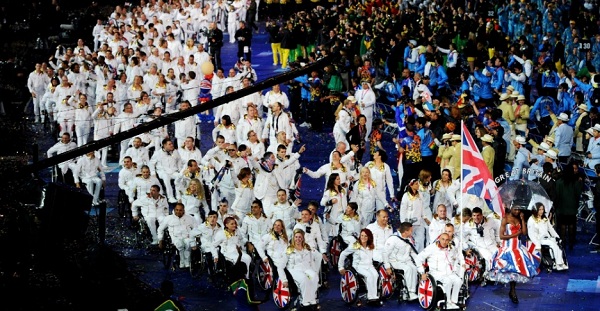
[{"xmin": 460, "ymin": 120, "xmax": 464, "ymax": 253}]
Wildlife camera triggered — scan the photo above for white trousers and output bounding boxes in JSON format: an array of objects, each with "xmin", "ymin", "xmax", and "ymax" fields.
[
  {"xmin": 432, "ymin": 273, "xmax": 462, "ymax": 304},
  {"xmin": 174, "ymin": 236, "xmax": 194, "ymax": 267},
  {"xmin": 59, "ymin": 119, "xmax": 74, "ymax": 137},
  {"xmin": 412, "ymin": 225, "xmax": 426, "ymax": 252},
  {"xmin": 144, "ymin": 216, "xmax": 166, "ymax": 243},
  {"xmin": 289, "ymin": 267, "xmax": 319, "ymax": 306},
  {"xmin": 157, "ymin": 170, "xmax": 179, "ymax": 200},
  {"xmin": 355, "ymin": 264, "xmax": 379, "ymax": 300},
  {"xmin": 82, "ymin": 176, "xmax": 102, "ymax": 204},
  {"xmin": 75, "ymin": 125, "xmax": 90, "ymax": 147},
  {"xmin": 541, "ymin": 238, "xmax": 565, "ymax": 267}
]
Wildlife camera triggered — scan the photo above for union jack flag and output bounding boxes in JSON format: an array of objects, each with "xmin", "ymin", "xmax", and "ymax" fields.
[
  {"xmin": 465, "ymin": 253, "xmax": 482, "ymax": 282},
  {"xmin": 378, "ymin": 266, "xmax": 394, "ymax": 298},
  {"xmin": 341, "ymin": 271, "xmax": 357, "ymax": 303},
  {"xmin": 260, "ymin": 261, "xmax": 273, "ymax": 289},
  {"xmin": 461, "ymin": 122, "xmax": 505, "ymax": 217},
  {"xmin": 329, "ymin": 238, "xmax": 342, "ymax": 266},
  {"xmin": 418, "ymin": 278, "xmax": 434, "ymax": 308},
  {"xmin": 273, "ymin": 279, "xmax": 290, "ymax": 308}
]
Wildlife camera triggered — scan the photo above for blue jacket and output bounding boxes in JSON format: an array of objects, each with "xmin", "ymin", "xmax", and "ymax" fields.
[
  {"xmin": 530, "ymin": 96, "xmax": 558, "ymax": 120},
  {"xmin": 541, "ymin": 71, "xmax": 559, "ymax": 89},
  {"xmin": 436, "ymin": 65, "xmax": 448, "ymax": 88},
  {"xmin": 474, "ymin": 70, "xmax": 493, "ymax": 100},
  {"xmin": 416, "ymin": 54, "xmax": 426, "ymax": 75},
  {"xmin": 558, "ymin": 91, "xmax": 575, "ymax": 115},
  {"xmin": 294, "ymin": 75, "xmax": 310, "ymax": 100},
  {"xmin": 490, "ymin": 66, "xmax": 505, "ymax": 91},
  {"xmin": 417, "ymin": 127, "xmax": 434, "ymax": 157}
]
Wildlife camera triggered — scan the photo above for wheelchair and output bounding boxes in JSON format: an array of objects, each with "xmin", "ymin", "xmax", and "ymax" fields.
[
  {"xmin": 117, "ymin": 189, "xmax": 131, "ymax": 219},
  {"xmin": 417, "ymin": 273, "xmax": 469, "ymax": 310},
  {"xmin": 464, "ymin": 248, "xmax": 487, "ymax": 284},
  {"xmin": 189, "ymin": 235, "xmax": 207, "ymax": 278},
  {"xmin": 254, "ymin": 256, "xmax": 274, "ymax": 290},
  {"xmin": 328, "ymin": 235, "xmax": 347, "ymax": 267},
  {"xmin": 389, "ymin": 268, "xmax": 411, "ymax": 303},
  {"xmin": 161, "ymin": 229, "xmax": 180, "ymax": 271},
  {"xmin": 540, "ymin": 243, "xmax": 569, "ymax": 273},
  {"xmin": 132, "ymin": 215, "xmax": 152, "ymax": 247},
  {"xmin": 339, "ymin": 258, "xmax": 394, "ymax": 306}
]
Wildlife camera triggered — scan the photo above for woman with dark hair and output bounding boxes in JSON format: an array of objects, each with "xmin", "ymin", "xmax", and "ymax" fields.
[
  {"xmin": 488, "ymin": 205, "xmax": 540, "ymax": 304},
  {"xmin": 527, "ymin": 203, "xmax": 567, "ymax": 271},
  {"xmin": 231, "ymin": 167, "xmax": 256, "ymax": 223},
  {"xmin": 211, "ymin": 217, "xmax": 252, "ymax": 279},
  {"xmin": 212, "ymin": 115, "xmax": 236, "ymax": 143},
  {"xmin": 365, "ymin": 149, "xmax": 395, "ymax": 211},
  {"xmin": 345, "ymin": 114, "xmax": 368, "ymax": 162},
  {"xmin": 369, "ymin": 118, "xmax": 385, "ymax": 158},
  {"xmin": 320, "ymin": 173, "xmax": 347, "ymax": 238},
  {"xmin": 304, "ymin": 150, "xmax": 353, "ymax": 190},
  {"xmin": 338, "ymin": 228, "xmax": 382, "ymax": 306},
  {"xmin": 432, "ymin": 169, "xmax": 455, "ymax": 217},
  {"xmin": 337, "ymin": 202, "xmax": 361, "ymax": 245},
  {"xmin": 555, "ymin": 163, "xmax": 583, "ymax": 249},
  {"xmin": 400, "ymin": 178, "xmax": 428, "ymax": 252}
]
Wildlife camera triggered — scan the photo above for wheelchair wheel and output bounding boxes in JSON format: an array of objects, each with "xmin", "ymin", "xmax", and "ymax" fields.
[
  {"xmin": 329, "ymin": 236, "xmax": 343, "ymax": 267},
  {"xmin": 417, "ymin": 274, "xmax": 440, "ymax": 310},
  {"xmin": 190, "ymin": 249, "xmax": 206, "ymax": 278},
  {"xmin": 377, "ymin": 264, "xmax": 396, "ymax": 300},
  {"xmin": 340, "ymin": 270, "xmax": 359, "ymax": 304},
  {"xmin": 464, "ymin": 250, "xmax": 486, "ymax": 282},
  {"xmin": 393, "ymin": 270, "xmax": 409, "ymax": 302},
  {"xmin": 256, "ymin": 260, "xmax": 274, "ymax": 290},
  {"xmin": 117, "ymin": 190, "xmax": 130, "ymax": 218},
  {"xmin": 272, "ymin": 279, "xmax": 292, "ymax": 309}
]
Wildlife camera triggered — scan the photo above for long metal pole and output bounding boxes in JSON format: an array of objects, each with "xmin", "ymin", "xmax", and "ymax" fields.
[{"xmin": 25, "ymin": 56, "xmax": 332, "ymax": 172}]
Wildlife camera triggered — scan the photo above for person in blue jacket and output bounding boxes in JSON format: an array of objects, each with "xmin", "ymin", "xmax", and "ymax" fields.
[
  {"xmin": 474, "ymin": 68, "xmax": 494, "ymax": 105},
  {"xmin": 488, "ymin": 57, "xmax": 506, "ymax": 94},
  {"xmin": 571, "ymin": 72, "xmax": 595, "ymax": 107},
  {"xmin": 435, "ymin": 56, "xmax": 449, "ymax": 97},
  {"xmin": 530, "ymin": 88, "xmax": 559, "ymax": 136},
  {"xmin": 541, "ymin": 64, "xmax": 560, "ymax": 98},
  {"xmin": 558, "ymin": 83, "xmax": 576, "ymax": 115},
  {"xmin": 415, "ymin": 47, "xmax": 426, "ymax": 75}
]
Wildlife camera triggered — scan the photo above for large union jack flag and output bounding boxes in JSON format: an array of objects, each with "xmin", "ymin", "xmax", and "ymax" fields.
[
  {"xmin": 378, "ymin": 266, "xmax": 394, "ymax": 298},
  {"xmin": 259, "ymin": 261, "xmax": 273, "ymax": 289},
  {"xmin": 418, "ymin": 278, "xmax": 434, "ymax": 308},
  {"xmin": 461, "ymin": 122, "xmax": 505, "ymax": 217}
]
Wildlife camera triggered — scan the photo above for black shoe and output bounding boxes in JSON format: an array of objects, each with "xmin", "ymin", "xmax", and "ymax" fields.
[
  {"xmin": 367, "ymin": 299, "xmax": 383, "ymax": 306},
  {"xmin": 509, "ymin": 292, "xmax": 519, "ymax": 304}
]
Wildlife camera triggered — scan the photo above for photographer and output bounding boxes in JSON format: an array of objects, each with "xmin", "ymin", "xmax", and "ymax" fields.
[
  {"xmin": 206, "ymin": 22, "xmax": 223, "ymax": 69},
  {"xmin": 235, "ymin": 21, "xmax": 253, "ymax": 62}
]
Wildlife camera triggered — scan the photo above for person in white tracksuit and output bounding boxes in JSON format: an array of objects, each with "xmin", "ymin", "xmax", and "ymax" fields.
[
  {"xmin": 384, "ymin": 222, "xmax": 419, "ymax": 301},
  {"xmin": 211, "ymin": 217, "xmax": 252, "ymax": 279},
  {"xmin": 354, "ymin": 81, "xmax": 376, "ymax": 140},
  {"xmin": 158, "ymin": 203, "xmax": 198, "ymax": 268},
  {"xmin": 281, "ymin": 229, "xmax": 320, "ymax": 308},
  {"xmin": 132, "ymin": 185, "xmax": 170, "ymax": 245},
  {"xmin": 400, "ymin": 179, "xmax": 430, "ymax": 252},
  {"xmin": 70, "ymin": 94, "xmax": 93, "ymax": 147},
  {"xmin": 338, "ymin": 228, "xmax": 382, "ymax": 304},
  {"xmin": 527, "ymin": 203, "xmax": 567, "ymax": 270}
]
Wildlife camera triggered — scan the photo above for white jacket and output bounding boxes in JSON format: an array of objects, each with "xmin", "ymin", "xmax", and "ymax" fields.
[
  {"xmin": 132, "ymin": 195, "xmax": 169, "ymax": 219},
  {"xmin": 157, "ymin": 213, "xmax": 198, "ymax": 240}
]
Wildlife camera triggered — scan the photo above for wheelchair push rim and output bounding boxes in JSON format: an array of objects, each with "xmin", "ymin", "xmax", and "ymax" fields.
[{"xmin": 417, "ymin": 275, "xmax": 438, "ymax": 310}]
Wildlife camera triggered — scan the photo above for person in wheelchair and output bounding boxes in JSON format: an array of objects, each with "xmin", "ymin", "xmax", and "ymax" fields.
[
  {"xmin": 189, "ymin": 211, "xmax": 221, "ymax": 273},
  {"xmin": 463, "ymin": 207, "xmax": 501, "ymax": 277},
  {"xmin": 282, "ymin": 229, "xmax": 320, "ymax": 309},
  {"xmin": 428, "ymin": 204, "xmax": 451, "ymax": 244},
  {"xmin": 256, "ymin": 219, "xmax": 289, "ymax": 281},
  {"xmin": 366, "ymin": 209, "xmax": 393, "ymax": 264},
  {"xmin": 158, "ymin": 203, "xmax": 198, "ymax": 268},
  {"xmin": 294, "ymin": 208, "xmax": 328, "ymax": 273},
  {"xmin": 384, "ymin": 222, "xmax": 419, "ymax": 301},
  {"xmin": 130, "ymin": 165, "xmax": 161, "ymax": 203},
  {"xmin": 416, "ymin": 233, "xmax": 465, "ymax": 310},
  {"xmin": 132, "ymin": 184, "xmax": 170, "ymax": 245},
  {"xmin": 240, "ymin": 200, "xmax": 270, "ymax": 257},
  {"xmin": 118, "ymin": 156, "xmax": 139, "ymax": 207},
  {"xmin": 527, "ymin": 203, "xmax": 568, "ymax": 270},
  {"xmin": 338, "ymin": 228, "xmax": 383, "ymax": 306},
  {"xmin": 73, "ymin": 150, "xmax": 106, "ymax": 206},
  {"xmin": 211, "ymin": 216, "xmax": 252, "ymax": 279},
  {"xmin": 337, "ymin": 202, "xmax": 361, "ymax": 246},
  {"xmin": 180, "ymin": 178, "xmax": 209, "ymax": 224}
]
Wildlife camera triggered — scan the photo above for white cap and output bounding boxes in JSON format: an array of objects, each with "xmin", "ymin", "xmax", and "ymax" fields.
[
  {"xmin": 515, "ymin": 136, "xmax": 526, "ymax": 145},
  {"xmin": 544, "ymin": 150, "xmax": 558, "ymax": 160},
  {"xmin": 557, "ymin": 113, "xmax": 569, "ymax": 121}
]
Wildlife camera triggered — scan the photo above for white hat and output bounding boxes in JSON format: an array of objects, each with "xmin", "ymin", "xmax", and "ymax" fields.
[
  {"xmin": 517, "ymin": 95, "xmax": 526, "ymax": 101},
  {"xmin": 442, "ymin": 133, "xmax": 452, "ymax": 140},
  {"xmin": 346, "ymin": 96, "xmax": 357, "ymax": 103},
  {"xmin": 578, "ymin": 104, "xmax": 589, "ymax": 111},
  {"xmin": 409, "ymin": 39, "xmax": 417, "ymax": 46},
  {"xmin": 539, "ymin": 142, "xmax": 550, "ymax": 151},
  {"xmin": 511, "ymin": 91, "xmax": 520, "ymax": 98},
  {"xmin": 593, "ymin": 124, "xmax": 600, "ymax": 132},
  {"xmin": 506, "ymin": 85, "xmax": 515, "ymax": 91},
  {"xmin": 544, "ymin": 149, "xmax": 558, "ymax": 160},
  {"xmin": 451, "ymin": 134, "xmax": 461, "ymax": 141},
  {"xmin": 481, "ymin": 134, "xmax": 494, "ymax": 143},
  {"xmin": 515, "ymin": 136, "xmax": 526, "ymax": 145},
  {"xmin": 499, "ymin": 93, "xmax": 510, "ymax": 101},
  {"xmin": 557, "ymin": 113, "xmax": 569, "ymax": 121},
  {"xmin": 586, "ymin": 128, "xmax": 595, "ymax": 136},
  {"xmin": 546, "ymin": 136, "xmax": 555, "ymax": 143}
]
